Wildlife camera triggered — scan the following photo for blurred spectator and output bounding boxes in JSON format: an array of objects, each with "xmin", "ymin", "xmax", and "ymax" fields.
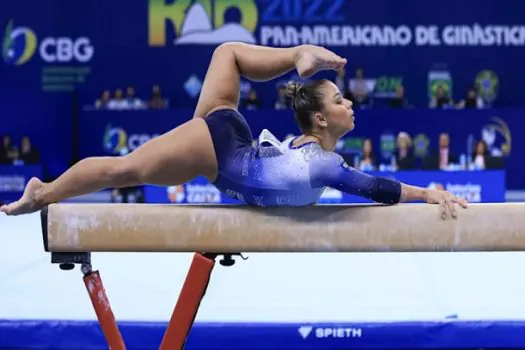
[
  {"xmin": 456, "ymin": 87, "xmax": 484, "ymax": 109},
  {"xmin": 500, "ymin": 143, "xmax": 511, "ymax": 157},
  {"xmin": 148, "ymin": 85, "xmax": 168, "ymax": 109},
  {"xmin": 18, "ymin": 136, "xmax": 40, "ymax": 165},
  {"xmin": 111, "ymin": 187, "xmax": 144, "ymax": 203},
  {"xmin": 349, "ymin": 68, "xmax": 371, "ymax": 108},
  {"xmin": 388, "ymin": 85, "xmax": 407, "ymax": 109},
  {"xmin": 107, "ymin": 89, "xmax": 127, "ymax": 110},
  {"xmin": 334, "ymin": 68, "xmax": 356, "ymax": 102},
  {"xmin": 334, "ymin": 68, "xmax": 346, "ymax": 93},
  {"xmin": 0, "ymin": 135, "xmax": 19, "ymax": 165},
  {"xmin": 429, "ymin": 84, "xmax": 453, "ymax": 109},
  {"xmin": 241, "ymin": 89, "xmax": 260, "ymax": 110},
  {"xmin": 357, "ymin": 138, "xmax": 377, "ymax": 171},
  {"xmin": 395, "ymin": 132, "xmax": 415, "ymax": 170},
  {"xmin": 124, "ymin": 86, "xmax": 145, "ymax": 109},
  {"xmin": 472, "ymin": 139, "xmax": 490, "ymax": 170},
  {"xmin": 422, "ymin": 132, "xmax": 458, "ymax": 170},
  {"xmin": 239, "ymin": 79, "xmax": 253, "ymax": 100},
  {"xmin": 95, "ymin": 90, "xmax": 111, "ymax": 109},
  {"xmin": 275, "ymin": 84, "xmax": 289, "ymax": 110}
]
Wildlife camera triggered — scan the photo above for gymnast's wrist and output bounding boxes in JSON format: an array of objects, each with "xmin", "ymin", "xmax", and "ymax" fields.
[
  {"xmin": 400, "ymin": 184, "xmax": 428, "ymax": 202},
  {"xmin": 420, "ymin": 188, "xmax": 430, "ymax": 202}
]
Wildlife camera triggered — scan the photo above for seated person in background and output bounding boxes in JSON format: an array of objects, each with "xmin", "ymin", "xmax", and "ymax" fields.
[
  {"xmin": 240, "ymin": 89, "xmax": 260, "ymax": 110},
  {"xmin": 334, "ymin": 68, "xmax": 355, "ymax": 100},
  {"xmin": 429, "ymin": 84, "xmax": 453, "ymax": 109},
  {"xmin": 334, "ymin": 68, "xmax": 358, "ymax": 105},
  {"xmin": 395, "ymin": 132, "xmax": 416, "ymax": 170},
  {"xmin": 95, "ymin": 90, "xmax": 111, "ymax": 109},
  {"xmin": 148, "ymin": 85, "xmax": 168, "ymax": 109},
  {"xmin": 274, "ymin": 83, "xmax": 290, "ymax": 110},
  {"xmin": 334, "ymin": 68, "xmax": 346, "ymax": 93},
  {"xmin": 357, "ymin": 138, "xmax": 377, "ymax": 171},
  {"xmin": 471, "ymin": 139, "xmax": 490, "ymax": 170},
  {"xmin": 389, "ymin": 85, "xmax": 407, "ymax": 109},
  {"xmin": 124, "ymin": 86, "xmax": 145, "ymax": 110},
  {"xmin": 0, "ymin": 135, "xmax": 19, "ymax": 165},
  {"xmin": 456, "ymin": 87, "xmax": 484, "ymax": 109},
  {"xmin": 18, "ymin": 136, "xmax": 40, "ymax": 165},
  {"xmin": 422, "ymin": 133, "xmax": 458, "ymax": 170},
  {"xmin": 107, "ymin": 89, "xmax": 128, "ymax": 110},
  {"xmin": 349, "ymin": 67, "xmax": 371, "ymax": 108},
  {"xmin": 111, "ymin": 186, "xmax": 144, "ymax": 203}
]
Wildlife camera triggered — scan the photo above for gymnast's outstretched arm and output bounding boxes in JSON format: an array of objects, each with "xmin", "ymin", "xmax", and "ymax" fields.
[
  {"xmin": 313, "ymin": 154, "xmax": 468, "ymax": 219},
  {"xmin": 193, "ymin": 42, "xmax": 347, "ymax": 119}
]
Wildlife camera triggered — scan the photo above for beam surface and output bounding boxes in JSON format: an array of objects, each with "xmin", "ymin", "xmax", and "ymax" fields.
[{"xmin": 41, "ymin": 203, "xmax": 525, "ymax": 253}]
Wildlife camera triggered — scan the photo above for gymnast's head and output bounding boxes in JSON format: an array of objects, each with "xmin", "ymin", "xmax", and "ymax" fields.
[{"xmin": 286, "ymin": 79, "xmax": 354, "ymax": 139}]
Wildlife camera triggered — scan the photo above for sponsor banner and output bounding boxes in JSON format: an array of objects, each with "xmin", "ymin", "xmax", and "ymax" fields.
[
  {"xmin": 145, "ymin": 176, "xmax": 240, "ymax": 204},
  {"xmin": 144, "ymin": 171, "xmax": 505, "ymax": 204},
  {"xmin": 4, "ymin": 319, "xmax": 525, "ymax": 349}
]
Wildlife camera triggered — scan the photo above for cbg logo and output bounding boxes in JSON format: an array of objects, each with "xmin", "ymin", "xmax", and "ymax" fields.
[
  {"xmin": 3, "ymin": 19, "xmax": 94, "ymax": 66},
  {"xmin": 103, "ymin": 124, "xmax": 160, "ymax": 155}
]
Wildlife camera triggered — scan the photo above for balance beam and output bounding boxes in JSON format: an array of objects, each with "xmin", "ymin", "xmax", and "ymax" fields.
[
  {"xmin": 38, "ymin": 202, "xmax": 525, "ymax": 349},
  {"xmin": 41, "ymin": 202, "xmax": 525, "ymax": 253}
]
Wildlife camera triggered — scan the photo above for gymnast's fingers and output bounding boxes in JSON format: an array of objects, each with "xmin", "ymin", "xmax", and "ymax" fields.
[
  {"xmin": 446, "ymin": 197, "xmax": 457, "ymax": 219},
  {"xmin": 439, "ymin": 198, "xmax": 447, "ymax": 220},
  {"xmin": 452, "ymin": 196, "xmax": 469, "ymax": 209}
]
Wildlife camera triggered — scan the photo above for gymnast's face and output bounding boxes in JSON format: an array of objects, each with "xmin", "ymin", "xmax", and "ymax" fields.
[{"xmin": 314, "ymin": 81, "xmax": 354, "ymax": 136}]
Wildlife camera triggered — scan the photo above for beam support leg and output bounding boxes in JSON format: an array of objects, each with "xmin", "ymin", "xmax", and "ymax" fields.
[
  {"xmin": 83, "ymin": 266, "xmax": 126, "ymax": 350},
  {"xmin": 159, "ymin": 253, "xmax": 216, "ymax": 350}
]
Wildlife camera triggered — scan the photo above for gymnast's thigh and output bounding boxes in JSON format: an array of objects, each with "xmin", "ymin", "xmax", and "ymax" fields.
[
  {"xmin": 192, "ymin": 43, "xmax": 240, "ymax": 119},
  {"xmin": 125, "ymin": 117, "xmax": 218, "ymax": 185}
]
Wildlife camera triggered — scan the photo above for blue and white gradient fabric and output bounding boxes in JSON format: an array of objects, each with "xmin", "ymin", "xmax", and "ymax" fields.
[{"xmin": 205, "ymin": 108, "xmax": 402, "ymax": 207}]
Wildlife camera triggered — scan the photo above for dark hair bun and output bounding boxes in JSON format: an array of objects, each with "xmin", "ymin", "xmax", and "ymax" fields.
[{"xmin": 285, "ymin": 81, "xmax": 302, "ymax": 100}]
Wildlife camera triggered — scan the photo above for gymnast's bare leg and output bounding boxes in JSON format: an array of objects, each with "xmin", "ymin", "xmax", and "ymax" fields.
[{"xmin": 0, "ymin": 43, "xmax": 346, "ymax": 215}]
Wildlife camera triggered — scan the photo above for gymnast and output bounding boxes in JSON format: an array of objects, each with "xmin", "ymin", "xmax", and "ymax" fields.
[{"xmin": 1, "ymin": 43, "xmax": 467, "ymax": 218}]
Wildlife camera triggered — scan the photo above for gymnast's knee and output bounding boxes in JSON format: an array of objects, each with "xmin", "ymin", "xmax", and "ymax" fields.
[
  {"xmin": 106, "ymin": 156, "xmax": 142, "ymax": 187},
  {"xmin": 214, "ymin": 42, "xmax": 236, "ymax": 55}
]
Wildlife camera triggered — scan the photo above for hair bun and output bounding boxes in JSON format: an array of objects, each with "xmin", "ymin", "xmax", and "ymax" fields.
[{"xmin": 285, "ymin": 81, "xmax": 302, "ymax": 100}]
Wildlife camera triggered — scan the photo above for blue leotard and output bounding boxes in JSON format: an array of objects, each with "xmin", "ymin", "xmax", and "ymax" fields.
[{"xmin": 205, "ymin": 108, "xmax": 402, "ymax": 207}]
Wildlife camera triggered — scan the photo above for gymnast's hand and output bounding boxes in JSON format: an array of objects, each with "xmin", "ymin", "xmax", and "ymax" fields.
[
  {"xmin": 294, "ymin": 45, "xmax": 347, "ymax": 78},
  {"xmin": 425, "ymin": 189, "xmax": 469, "ymax": 219},
  {"xmin": 0, "ymin": 177, "xmax": 45, "ymax": 216}
]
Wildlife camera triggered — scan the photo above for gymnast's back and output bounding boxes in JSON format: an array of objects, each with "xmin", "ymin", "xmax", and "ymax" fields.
[{"xmin": 206, "ymin": 108, "xmax": 401, "ymax": 207}]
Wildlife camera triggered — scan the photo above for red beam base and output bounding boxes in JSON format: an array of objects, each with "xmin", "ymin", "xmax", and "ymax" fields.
[
  {"xmin": 159, "ymin": 253, "xmax": 216, "ymax": 350},
  {"xmin": 83, "ymin": 270, "xmax": 126, "ymax": 350}
]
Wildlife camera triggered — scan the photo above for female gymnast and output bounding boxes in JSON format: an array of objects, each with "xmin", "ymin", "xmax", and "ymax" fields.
[{"xmin": 1, "ymin": 43, "xmax": 467, "ymax": 218}]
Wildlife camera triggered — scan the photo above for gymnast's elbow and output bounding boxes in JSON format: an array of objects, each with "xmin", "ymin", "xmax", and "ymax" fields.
[{"xmin": 351, "ymin": 176, "xmax": 402, "ymax": 205}]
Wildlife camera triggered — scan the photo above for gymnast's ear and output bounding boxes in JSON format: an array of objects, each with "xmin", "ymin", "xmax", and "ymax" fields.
[{"xmin": 313, "ymin": 112, "xmax": 328, "ymax": 129}]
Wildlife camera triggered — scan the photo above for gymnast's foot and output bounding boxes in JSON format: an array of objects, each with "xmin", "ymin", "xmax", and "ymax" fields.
[
  {"xmin": 294, "ymin": 45, "xmax": 347, "ymax": 78},
  {"xmin": 0, "ymin": 177, "xmax": 46, "ymax": 216}
]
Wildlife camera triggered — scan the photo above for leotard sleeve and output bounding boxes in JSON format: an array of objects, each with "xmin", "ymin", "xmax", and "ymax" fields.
[{"xmin": 310, "ymin": 150, "xmax": 402, "ymax": 204}]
